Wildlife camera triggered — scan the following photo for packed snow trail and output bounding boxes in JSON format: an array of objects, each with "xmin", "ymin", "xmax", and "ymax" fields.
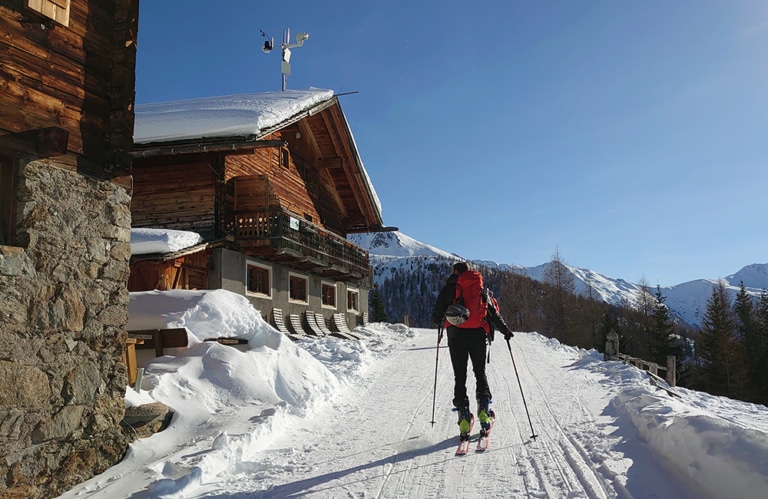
[{"xmin": 184, "ymin": 330, "xmax": 692, "ymax": 498}]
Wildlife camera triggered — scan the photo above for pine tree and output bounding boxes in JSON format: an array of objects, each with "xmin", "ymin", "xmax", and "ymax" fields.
[
  {"xmin": 369, "ymin": 285, "xmax": 388, "ymax": 322},
  {"xmin": 698, "ymin": 282, "xmax": 741, "ymax": 397},
  {"xmin": 754, "ymin": 291, "xmax": 768, "ymax": 404},
  {"xmin": 733, "ymin": 282, "xmax": 758, "ymax": 401},
  {"xmin": 648, "ymin": 286, "xmax": 674, "ymax": 367}
]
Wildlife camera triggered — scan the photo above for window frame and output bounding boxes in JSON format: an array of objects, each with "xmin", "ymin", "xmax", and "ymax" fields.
[
  {"xmin": 321, "ymin": 281, "xmax": 337, "ymax": 309},
  {"xmin": 347, "ymin": 288, "xmax": 360, "ymax": 313},
  {"xmin": 245, "ymin": 260, "xmax": 271, "ymax": 298},
  {"xmin": 288, "ymin": 271, "xmax": 308, "ymax": 304},
  {"xmin": 280, "ymin": 148, "xmax": 290, "ymax": 169}
]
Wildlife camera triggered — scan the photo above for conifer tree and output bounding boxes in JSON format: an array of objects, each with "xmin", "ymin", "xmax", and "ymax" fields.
[
  {"xmin": 648, "ymin": 286, "xmax": 674, "ymax": 366},
  {"xmin": 698, "ymin": 282, "xmax": 740, "ymax": 397},
  {"xmin": 734, "ymin": 282, "xmax": 758, "ymax": 400},
  {"xmin": 369, "ymin": 285, "xmax": 388, "ymax": 322},
  {"xmin": 754, "ymin": 290, "xmax": 768, "ymax": 404}
]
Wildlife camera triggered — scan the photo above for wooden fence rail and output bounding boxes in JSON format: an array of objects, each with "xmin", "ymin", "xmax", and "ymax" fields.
[{"xmin": 605, "ymin": 330, "xmax": 677, "ymax": 387}]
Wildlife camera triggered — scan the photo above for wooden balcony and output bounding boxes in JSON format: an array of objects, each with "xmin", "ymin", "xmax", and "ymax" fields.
[{"xmin": 232, "ymin": 208, "xmax": 370, "ymax": 280}]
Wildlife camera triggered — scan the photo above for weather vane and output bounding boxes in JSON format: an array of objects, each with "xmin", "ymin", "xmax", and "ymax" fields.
[{"xmin": 261, "ymin": 28, "xmax": 310, "ymax": 91}]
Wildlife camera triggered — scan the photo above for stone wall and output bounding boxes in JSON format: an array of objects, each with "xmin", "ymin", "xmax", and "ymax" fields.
[{"xmin": 0, "ymin": 161, "xmax": 131, "ymax": 498}]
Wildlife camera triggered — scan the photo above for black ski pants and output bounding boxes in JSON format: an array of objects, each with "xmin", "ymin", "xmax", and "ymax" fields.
[{"xmin": 446, "ymin": 325, "xmax": 491, "ymax": 409}]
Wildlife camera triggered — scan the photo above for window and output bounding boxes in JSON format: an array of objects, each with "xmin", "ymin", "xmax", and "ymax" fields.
[
  {"xmin": 246, "ymin": 261, "xmax": 271, "ymax": 297},
  {"xmin": 321, "ymin": 282, "xmax": 336, "ymax": 308},
  {"xmin": 289, "ymin": 273, "xmax": 308, "ymax": 303},
  {"xmin": 0, "ymin": 159, "xmax": 16, "ymax": 246},
  {"xmin": 347, "ymin": 289, "xmax": 359, "ymax": 312},
  {"xmin": 280, "ymin": 148, "xmax": 289, "ymax": 169}
]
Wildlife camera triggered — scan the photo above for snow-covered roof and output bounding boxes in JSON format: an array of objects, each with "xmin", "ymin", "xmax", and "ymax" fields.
[
  {"xmin": 133, "ymin": 88, "xmax": 384, "ymax": 226},
  {"xmin": 130, "ymin": 228, "xmax": 204, "ymax": 256},
  {"xmin": 133, "ymin": 88, "xmax": 334, "ymax": 144}
]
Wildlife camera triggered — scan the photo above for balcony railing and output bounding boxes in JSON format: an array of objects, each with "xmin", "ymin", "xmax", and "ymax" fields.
[{"xmin": 232, "ymin": 208, "xmax": 369, "ymax": 280}]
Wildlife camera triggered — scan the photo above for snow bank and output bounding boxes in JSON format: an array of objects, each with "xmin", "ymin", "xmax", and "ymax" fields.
[{"xmin": 615, "ymin": 387, "xmax": 768, "ymax": 499}]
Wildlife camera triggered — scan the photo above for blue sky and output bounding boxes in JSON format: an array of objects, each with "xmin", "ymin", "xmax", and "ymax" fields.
[{"xmin": 135, "ymin": 1, "xmax": 768, "ymax": 287}]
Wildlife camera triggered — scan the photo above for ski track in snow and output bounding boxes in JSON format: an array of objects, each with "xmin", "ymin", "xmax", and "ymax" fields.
[{"xmin": 181, "ymin": 331, "xmax": 693, "ymax": 498}]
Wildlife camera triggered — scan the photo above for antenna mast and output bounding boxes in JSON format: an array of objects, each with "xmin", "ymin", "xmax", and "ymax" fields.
[{"xmin": 261, "ymin": 27, "xmax": 310, "ymax": 91}]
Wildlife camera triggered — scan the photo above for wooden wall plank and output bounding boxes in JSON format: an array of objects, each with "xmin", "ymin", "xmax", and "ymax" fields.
[
  {"xmin": 132, "ymin": 158, "xmax": 218, "ymax": 235},
  {"xmin": 1, "ymin": 0, "xmax": 138, "ymax": 178}
]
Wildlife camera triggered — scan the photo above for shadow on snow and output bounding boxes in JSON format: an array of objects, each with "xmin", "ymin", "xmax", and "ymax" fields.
[{"xmin": 203, "ymin": 436, "xmax": 459, "ymax": 498}]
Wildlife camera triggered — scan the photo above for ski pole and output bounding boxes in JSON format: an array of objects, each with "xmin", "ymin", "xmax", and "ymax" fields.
[
  {"xmin": 486, "ymin": 328, "xmax": 494, "ymax": 364},
  {"xmin": 506, "ymin": 338, "xmax": 538, "ymax": 440},
  {"xmin": 429, "ymin": 323, "xmax": 444, "ymax": 427}
]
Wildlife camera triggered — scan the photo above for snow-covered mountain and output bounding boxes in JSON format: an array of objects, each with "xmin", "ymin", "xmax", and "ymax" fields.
[
  {"xmin": 350, "ymin": 232, "xmax": 458, "ymax": 259},
  {"xmin": 351, "ymin": 231, "xmax": 767, "ymax": 328},
  {"xmin": 663, "ymin": 271, "xmax": 768, "ymax": 327}
]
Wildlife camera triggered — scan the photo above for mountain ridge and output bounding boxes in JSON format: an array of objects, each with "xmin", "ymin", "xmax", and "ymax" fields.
[{"xmin": 350, "ymin": 231, "xmax": 767, "ymax": 328}]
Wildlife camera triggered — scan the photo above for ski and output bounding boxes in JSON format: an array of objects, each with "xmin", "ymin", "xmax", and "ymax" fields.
[
  {"xmin": 476, "ymin": 410, "xmax": 495, "ymax": 452},
  {"xmin": 456, "ymin": 434, "xmax": 471, "ymax": 455},
  {"xmin": 455, "ymin": 414, "xmax": 474, "ymax": 456},
  {"xmin": 476, "ymin": 429, "xmax": 490, "ymax": 452}
]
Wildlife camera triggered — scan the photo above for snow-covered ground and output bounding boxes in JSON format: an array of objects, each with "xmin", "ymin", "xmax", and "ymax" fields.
[{"xmin": 59, "ymin": 289, "xmax": 768, "ymax": 498}]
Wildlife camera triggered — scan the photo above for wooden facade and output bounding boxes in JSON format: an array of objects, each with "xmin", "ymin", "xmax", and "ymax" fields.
[
  {"xmin": 0, "ymin": 0, "xmax": 137, "ymax": 178},
  {"xmin": 129, "ymin": 246, "xmax": 212, "ymax": 291}
]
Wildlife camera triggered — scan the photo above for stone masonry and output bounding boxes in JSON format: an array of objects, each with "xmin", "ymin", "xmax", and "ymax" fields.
[{"xmin": 0, "ymin": 161, "xmax": 132, "ymax": 498}]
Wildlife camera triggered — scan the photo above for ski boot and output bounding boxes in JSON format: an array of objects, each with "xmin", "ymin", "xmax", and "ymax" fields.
[
  {"xmin": 477, "ymin": 400, "xmax": 495, "ymax": 436},
  {"xmin": 457, "ymin": 406, "xmax": 473, "ymax": 440}
]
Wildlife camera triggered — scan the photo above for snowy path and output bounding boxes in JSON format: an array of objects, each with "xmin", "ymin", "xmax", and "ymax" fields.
[{"xmin": 190, "ymin": 330, "xmax": 691, "ymax": 498}]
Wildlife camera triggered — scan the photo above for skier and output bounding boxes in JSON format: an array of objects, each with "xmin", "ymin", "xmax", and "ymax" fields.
[{"xmin": 431, "ymin": 261, "xmax": 513, "ymax": 440}]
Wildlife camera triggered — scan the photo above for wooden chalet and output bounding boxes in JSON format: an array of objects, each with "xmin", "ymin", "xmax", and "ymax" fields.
[{"xmin": 130, "ymin": 90, "xmax": 395, "ymax": 334}]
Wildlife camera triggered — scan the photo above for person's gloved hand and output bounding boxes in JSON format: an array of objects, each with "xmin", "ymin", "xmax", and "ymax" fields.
[{"xmin": 503, "ymin": 328, "xmax": 514, "ymax": 340}]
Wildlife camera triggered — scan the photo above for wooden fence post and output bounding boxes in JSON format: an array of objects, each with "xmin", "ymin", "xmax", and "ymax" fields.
[{"xmin": 666, "ymin": 355, "xmax": 677, "ymax": 387}]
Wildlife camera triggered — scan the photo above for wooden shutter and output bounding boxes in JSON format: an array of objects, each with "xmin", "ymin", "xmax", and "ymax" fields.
[{"xmin": 27, "ymin": 0, "xmax": 71, "ymax": 27}]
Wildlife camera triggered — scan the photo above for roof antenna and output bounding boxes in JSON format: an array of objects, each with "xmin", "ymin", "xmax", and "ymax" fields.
[{"xmin": 261, "ymin": 27, "xmax": 310, "ymax": 91}]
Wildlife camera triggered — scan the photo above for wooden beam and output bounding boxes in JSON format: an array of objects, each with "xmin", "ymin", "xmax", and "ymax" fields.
[
  {"xmin": 131, "ymin": 139, "xmax": 287, "ymax": 157},
  {"xmin": 317, "ymin": 156, "xmax": 343, "ymax": 169},
  {"xmin": 0, "ymin": 127, "xmax": 69, "ymax": 158},
  {"xmin": 298, "ymin": 120, "xmax": 320, "ymax": 157}
]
